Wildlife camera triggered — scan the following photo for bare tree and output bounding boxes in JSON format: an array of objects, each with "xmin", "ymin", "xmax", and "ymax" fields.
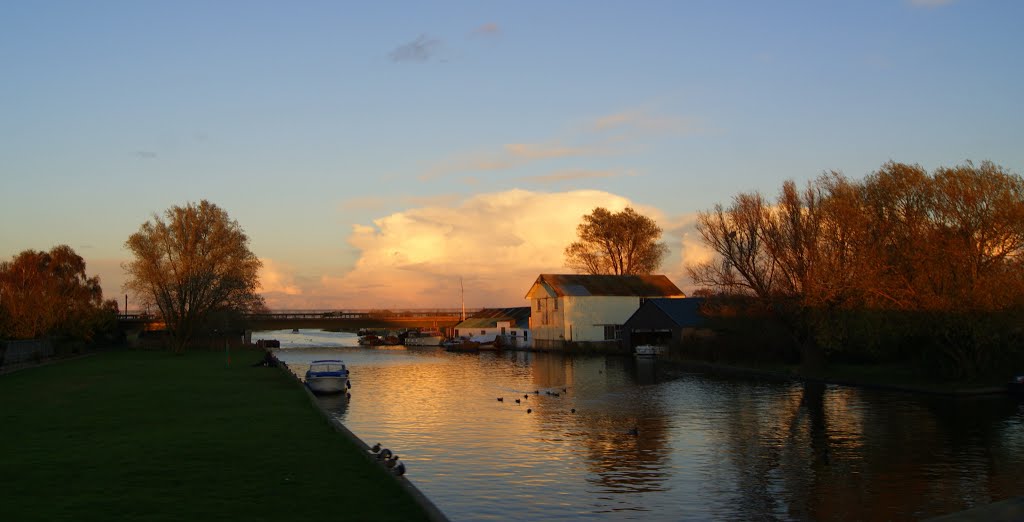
[
  {"xmin": 689, "ymin": 161, "xmax": 1024, "ymax": 379},
  {"xmin": 564, "ymin": 207, "xmax": 669, "ymax": 275},
  {"xmin": 123, "ymin": 200, "xmax": 264, "ymax": 353}
]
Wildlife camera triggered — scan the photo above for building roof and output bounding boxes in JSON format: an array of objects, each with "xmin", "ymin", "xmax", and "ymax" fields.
[
  {"xmin": 456, "ymin": 307, "xmax": 531, "ymax": 329},
  {"xmin": 525, "ymin": 274, "xmax": 685, "ymax": 299},
  {"xmin": 645, "ymin": 297, "xmax": 705, "ymax": 327}
]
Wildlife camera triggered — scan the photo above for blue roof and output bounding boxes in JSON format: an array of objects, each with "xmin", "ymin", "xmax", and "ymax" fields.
[{"xmin": 646, "ymin": 298, "xmax": 705, "ymax": 327}]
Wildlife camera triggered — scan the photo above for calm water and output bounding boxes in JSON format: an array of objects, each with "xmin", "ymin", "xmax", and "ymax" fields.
[{"xmin": 263, "ymin": 329, "xmax": 1024, "ymax": 521}]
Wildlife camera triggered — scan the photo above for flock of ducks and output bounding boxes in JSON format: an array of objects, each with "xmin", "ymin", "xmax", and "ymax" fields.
[
  {"xmin": 366, "ymin": 386, "xmax": 639, "ymax": 479},
  {"xmin": 370, "ymin": 442, "xmax": 405, "ymax": 476},
  {"xmin": 495, "ymin": 388, "xmax": 638, "ymax": 435},
  {"xmin": 495, "ymin": 387, "xmax": 577, "ymax": 416}
]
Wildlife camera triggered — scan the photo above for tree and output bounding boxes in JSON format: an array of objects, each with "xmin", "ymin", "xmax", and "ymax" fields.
[
  {"xmin": 689, "ymin": 161, "xmax": 1024, "ymax": 379},
  {"xmin": 0, "ymin": 245, "xmax": 117, "ymax": 341},
  {"xmin": 124, "ymin": 200, "xmax": 264, "ymax": 353},
  {"xmin": 564, "ymin": 207, "xmax": 669, "ymax": 275}
]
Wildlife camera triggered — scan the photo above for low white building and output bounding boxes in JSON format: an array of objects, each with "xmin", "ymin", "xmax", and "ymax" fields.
[
  {"xmin": 524, "ymin": 274, "xmax": 685, "ymax": 350},
  {"xmin": 453, "ymin": 307, "xmax": 532, "ymax": 348}
]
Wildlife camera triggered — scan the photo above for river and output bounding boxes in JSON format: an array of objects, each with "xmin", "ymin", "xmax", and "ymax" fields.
[{"xmin": 262, "ymin": 329, "xmax": 1024, "ymax": 521}]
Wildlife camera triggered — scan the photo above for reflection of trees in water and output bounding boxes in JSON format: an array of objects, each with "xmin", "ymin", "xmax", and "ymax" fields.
[
  {"xmin": 704, "ymin": 380, "xmax": 1024, "ymax": 520},
  {"xmin": 574, "ymin": 409, "xmax": 672, "ymax": 496}
]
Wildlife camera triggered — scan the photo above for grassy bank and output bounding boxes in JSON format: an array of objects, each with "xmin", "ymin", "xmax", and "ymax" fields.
[{"xmin": 0, "ymin": 349, "xmax": 431, "ymax": 522}]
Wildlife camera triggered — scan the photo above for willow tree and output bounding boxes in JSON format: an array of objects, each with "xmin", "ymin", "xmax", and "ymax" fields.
[
  {"xmin": 0, "ymin": 245, "xmax": 116, "ymax": 340},
  {"xmin": 124, "ymin": 200, "xmax": 264, "ymax": 353},
  {"xmin": 564, "ymin": 207, "xmax": 668, "ymax": 275}
]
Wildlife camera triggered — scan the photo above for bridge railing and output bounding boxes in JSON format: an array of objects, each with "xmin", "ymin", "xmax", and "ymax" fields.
[{"xmin": 119, "ymin": 309, "xmax": 481, "ymax": 321}]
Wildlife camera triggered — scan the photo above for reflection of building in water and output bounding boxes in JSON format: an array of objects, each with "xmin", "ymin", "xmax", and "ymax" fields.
[{"xmin": 520, "ymin": 352, "xmax": 673, "ymax": 496}]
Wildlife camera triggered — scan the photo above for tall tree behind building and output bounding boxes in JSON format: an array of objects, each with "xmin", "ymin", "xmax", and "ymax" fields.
[
  {"xmin": 0, "ymin": 245, "xmax": 117, "ymax": 340},
  {"xmin": 123, "ymin": 200, "xmax": 264, "ymax": 353},
  {"xmin": 564, "ymin": 207, "xmax": 668, "ymax": 275}
]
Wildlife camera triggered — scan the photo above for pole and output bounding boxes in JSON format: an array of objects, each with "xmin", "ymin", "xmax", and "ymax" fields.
[{"xmin": 124, "ymin": 294, "xmax": 128, "ymax": 316}]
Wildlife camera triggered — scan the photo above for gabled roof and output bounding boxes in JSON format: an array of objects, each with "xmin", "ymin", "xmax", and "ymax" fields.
[
  {"xmin": 644, "ymin": 297, "xmax": 705, "ymax": 327},
  {"xmin": 456, "ymin": 307, "xmax": 531, "ymax": 329},
  {"xmin": 525, "ymin": 274, "xmax": 684, "ymax": 299}
]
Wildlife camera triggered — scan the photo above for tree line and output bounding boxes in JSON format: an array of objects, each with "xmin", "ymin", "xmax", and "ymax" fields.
[
  {"xmin": 1, "ymin": 201, "xmax": 264, "ymax": 354},
  {"xmin": 0, "ymin": 245, "xmax": 119, "ymax": 344},
  {"xmin": 5, "ymin": 161, "xmax": 1022, "ymax": 379},
  {"xmin": 686, "ymin": 161, "xmax": 1024, "ymax": 380}
]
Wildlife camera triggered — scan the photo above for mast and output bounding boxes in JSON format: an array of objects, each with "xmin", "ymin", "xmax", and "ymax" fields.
[{"xmin": 460, "ymin": 276, "xmax": 466, "ymax": 321}]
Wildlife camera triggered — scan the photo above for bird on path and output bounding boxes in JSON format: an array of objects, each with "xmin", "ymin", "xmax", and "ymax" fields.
[
  {"xmin": 497, "ymin": 397, "xmax": 504, "ymax": 402},
  {"xmin": 394, "ymin": 461, "xmax": 406, "ymax": 476},
  {"xmin": 370, "ymin": 443, "xmax": 382, "ymax": 454}
]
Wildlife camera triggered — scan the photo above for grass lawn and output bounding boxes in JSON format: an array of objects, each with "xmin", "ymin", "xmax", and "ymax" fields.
[{"xmin": 0, "ymin": 349, "xmax": 432, "ymax": 522}]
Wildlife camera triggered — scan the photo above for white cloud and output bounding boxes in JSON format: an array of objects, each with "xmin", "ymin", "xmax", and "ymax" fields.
[
  {"xmin": 258, "ymin": 258, "xmax": 302, "ymax": 296},
  {"xmin": 316, "ymin": 189, "xmax": 642, "ymax": 308},
  {"xmin": 257, "ymin": 190, "xmax": 720, "ymax": 309}
]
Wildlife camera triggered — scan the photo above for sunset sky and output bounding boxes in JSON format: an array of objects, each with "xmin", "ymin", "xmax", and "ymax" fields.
[{"xmin": 2, "ymin": 0, "xmax": 1022, "ymax": 310}]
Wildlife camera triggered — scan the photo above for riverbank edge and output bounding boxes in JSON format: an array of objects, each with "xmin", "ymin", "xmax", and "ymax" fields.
[
  {"xmin": 275, "ymin": 359, "xmax": 450, "ymax": 522},
  {"xmin": 655, "ymin": 357, "xmax": 1009, "ymax": 397}
]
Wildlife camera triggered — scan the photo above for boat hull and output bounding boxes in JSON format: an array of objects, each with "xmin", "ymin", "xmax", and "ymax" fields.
[
  {"xmin": 306, "ymin": 376, "xmax": 349, "ymax": 395},
  {"xmin": 304, "ymin": 360, "xmax": 351, "ymax": 395},
  {"xmin": 404, "ymin": 335, "xmax": 444, "ymax": 347}
]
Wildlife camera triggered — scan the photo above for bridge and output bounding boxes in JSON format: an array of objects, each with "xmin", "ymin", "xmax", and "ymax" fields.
[{"xmin": 118, "ymin": 309, "xmax": 479, "ymax": 332}]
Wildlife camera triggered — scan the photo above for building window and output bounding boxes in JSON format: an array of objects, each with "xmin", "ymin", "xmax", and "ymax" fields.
[
  {"xmin": 536, "ymin": 299, "xmax": 541, "ymax": 311},
  {"xmin": 603, "ymin": 325, "xmax": 622, "ymax": 340},
  {"xmin": 554, "ymin": 299, "xmax": 558, "ymax": 310}
]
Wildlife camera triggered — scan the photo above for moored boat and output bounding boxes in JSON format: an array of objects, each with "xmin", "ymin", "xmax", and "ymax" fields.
[
  {"xmin": 404, "ymin": 330, "xmax": 445, "ymax": 347},
  {"xmin": 305, "ymin": 359, "xmax": 351, "ymax": 395},
  {"xmin": 634, "ymin": 344, "xmax": 666, "ymax": 357}
]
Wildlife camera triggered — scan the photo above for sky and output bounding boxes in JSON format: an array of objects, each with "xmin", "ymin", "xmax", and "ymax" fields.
[{"xmin": 2, "ymin": 0, "xmax": 1022, "ymax": 311}]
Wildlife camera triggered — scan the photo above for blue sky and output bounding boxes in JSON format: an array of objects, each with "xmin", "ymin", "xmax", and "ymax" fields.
[{"xmin": 2, "ymin": 0, "xmax": 1022, "ymax": 310}]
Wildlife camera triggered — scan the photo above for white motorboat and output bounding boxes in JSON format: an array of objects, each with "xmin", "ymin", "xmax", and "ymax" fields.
[
  {"xmin": 634, "ymin": 344, "xmax": 666, "ymax": 357},
  {"xmin": 304, "ymin": 359, "xmax": 351, "ymax": 395}
]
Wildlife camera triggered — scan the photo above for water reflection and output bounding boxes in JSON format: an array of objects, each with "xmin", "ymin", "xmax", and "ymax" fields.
[{"xmin": 263, "ymin": 330, "xmax": 1024, "ymax": 521}]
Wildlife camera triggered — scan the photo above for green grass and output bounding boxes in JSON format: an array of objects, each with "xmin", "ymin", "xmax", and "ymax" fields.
[{"xmin": 0, "ymin": 349, "xmax": 432, "ymax": 522}]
